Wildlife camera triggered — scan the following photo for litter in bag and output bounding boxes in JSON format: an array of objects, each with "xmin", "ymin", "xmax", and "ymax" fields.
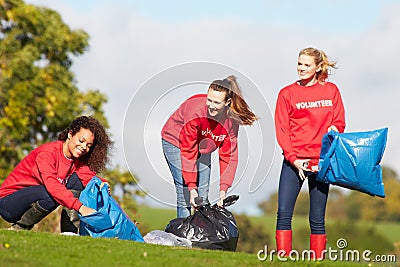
[
  {"xmin": 317, "ymin": 128, "xmax": 388, "ymax": 197},
  {"xmin": 79, "ymin": 177, "xmax": 144, "ymax": 242},
  {"xmin": 165, "ymin": 195, "xmax": 239, "ymax": 251},
  {"xmin": 144, "ymin": 230, "xmax": 192, "ymax": 247}
]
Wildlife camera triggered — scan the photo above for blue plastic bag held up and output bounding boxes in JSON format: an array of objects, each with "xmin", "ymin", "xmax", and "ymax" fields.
[
  {"xmin": 78, "ymin": 177, "xmax": 144, "ymax": 242},
  {"xmin": 317, "ymin": 128, "xmax": 388, "ymax": 197}
]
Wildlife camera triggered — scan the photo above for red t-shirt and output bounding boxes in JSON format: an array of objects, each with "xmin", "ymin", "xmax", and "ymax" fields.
[
  {"xmin": 275, "ymin": 81, "xmax": 346, "ymax": 165},
  {"xmin": 161, "ymin": 94, "xmax": 239, "ymax": 192},
  {"xmin": 0, "ymin": 140, "xmax": 106, "ymax": 211}
]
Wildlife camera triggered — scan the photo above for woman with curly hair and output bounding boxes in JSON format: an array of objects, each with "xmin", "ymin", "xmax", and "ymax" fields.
[{"xmin": 0, "ymin": 116, "xmax": 113, "ymax": 233}]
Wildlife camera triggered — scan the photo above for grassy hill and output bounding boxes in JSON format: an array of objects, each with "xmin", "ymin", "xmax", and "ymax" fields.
[
  {"xmin": 0, "ymin": 230, "xmax": 381, "ymax": 267},
  {"xmin": 0, "ymin": 205, "xmax": 398, "ymax": 266}
]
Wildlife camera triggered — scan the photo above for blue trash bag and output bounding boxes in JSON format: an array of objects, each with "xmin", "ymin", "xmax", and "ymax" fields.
[
  {"xmin": 317, "ymin": 128, "xmax": 388, "ymax": 197},
  {"xmin": 78, "ymin": 177, "xmax": 144, "ymax": 242}
]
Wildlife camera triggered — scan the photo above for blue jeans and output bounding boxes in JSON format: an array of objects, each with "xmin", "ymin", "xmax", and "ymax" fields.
[
  {"xmin": 276, "ymin": 160, "xmax": 329, "ymax": 234},
  {"xmin": 162, "ymin": 139, "xmax": 211, "ymax": 218},
  {"xmin": 0, "ymin": 173, "xmax": 84, "ymax": 223}
]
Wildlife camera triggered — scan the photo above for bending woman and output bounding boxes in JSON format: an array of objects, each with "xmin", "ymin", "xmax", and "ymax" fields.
[{"xmin": 162, "ymin": 75, "xmax": 257, "ymax": 218}]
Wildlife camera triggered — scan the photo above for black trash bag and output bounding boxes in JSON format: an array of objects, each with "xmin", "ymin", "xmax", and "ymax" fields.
[{"xmin": 165, "ymin": 195, "xmax": 239, "ymax": 251}]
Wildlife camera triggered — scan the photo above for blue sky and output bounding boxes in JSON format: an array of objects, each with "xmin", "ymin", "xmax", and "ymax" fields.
[
  {"xmin": 30, "ymin": 0, "xmax": 396, "ymax": 30},
  {"xmin": 25, "ymin": 0, "xmax": 400, "ymax": 215},
  {"xmin": 51, "ymin": 0, "xmax": 395, "ymax": 32}
]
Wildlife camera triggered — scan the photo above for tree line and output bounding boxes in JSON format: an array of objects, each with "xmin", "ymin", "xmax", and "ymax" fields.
[{"xmin": 258, "ymin": 166, "xmax": 400, "ymax": 222}]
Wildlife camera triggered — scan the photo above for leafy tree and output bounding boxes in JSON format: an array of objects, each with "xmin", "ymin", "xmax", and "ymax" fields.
[
  {"xmin": 101, "ymin": 166, "xmax": 146, "ymax": 215},
  {"xmin": 326, "ymin": 187, "xmax": 347, "ymax": 220},
  {"xmin": 346, "ymin": 166, "xmax": 400, "ymax": 222},
  {"xmin": 258, "ymin": 190, "xmax": 310, "ymax": 216},
  {"xmin": 257, "ymin": 191, "xmax": 277, "ymax": 215},
  {"xmin": 258, "ymin": 166, "xmax": 400, "ymax": 224},
  {"xmin": 0, "ymin": 0, "xmax": 145, "ymax": 230},
  {"xmin": 0, "ymin": 0, "xmax": 108, "ymax": 180},
  {"xmin": 234, "ymin": 214, "xmax": 271, "ymax": 253},
  {"xmin": 259, "ymin": 166, "xmax": 400, "ymax": 222},
  {"xmin": 292, "ymin": 191, "xmax": 310, "ymax": 216}
]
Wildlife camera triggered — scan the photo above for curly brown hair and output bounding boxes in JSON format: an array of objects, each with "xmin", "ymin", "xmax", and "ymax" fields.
[{"xmin": 58, "ymin": 116, "xmax": 113, "ymax": 173}]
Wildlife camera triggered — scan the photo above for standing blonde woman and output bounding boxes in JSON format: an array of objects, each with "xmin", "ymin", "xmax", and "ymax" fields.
[
  {"xmin": 274, "ymin": 48, "xmax": 346, "ymax": 259},
  {"xmin": 162, "ymin": 75, "xmax": 257, "ymax": 218}
]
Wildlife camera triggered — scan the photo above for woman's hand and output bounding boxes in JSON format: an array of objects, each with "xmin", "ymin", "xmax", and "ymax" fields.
[
  {"xmin": 217, "ymin": 190, "xmax": 226, "ymax": 207},
  {"xmin": 328, "ymin": 125, "xmax": 338, "ymax": 132},
  {"xmin": 189, "ymin": 189, "xmax": 199, "ymax": 209},
  {"xmin": 100, "ymin": 182, "xmax": 112, "ymax": 195},
  {"xmin": 78, "ymin": 205, "xmax": 96, "ymax": 216},
  {"xmin": 293, "ymin": 159, "xmax": 311, "ymax": 180}
]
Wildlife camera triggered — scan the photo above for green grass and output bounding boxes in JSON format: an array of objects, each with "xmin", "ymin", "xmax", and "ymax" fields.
[
  {"xmin": 0, "ymin": 206, "xmax": 397, "ymax": 266},
  {"xmin": 248, "ymin": 213, "xmax": 308, "ymax": 232},
  {"xmin": 135, "ymin": 205, "xmax": 176, "ymax": 233},
  {"xmin": 0, "ymin": 230, "xmax": 383, "ymax": 267},
  {"xmin": 360, "ymin": 221, "xmax": 400, "ymax": 244}
]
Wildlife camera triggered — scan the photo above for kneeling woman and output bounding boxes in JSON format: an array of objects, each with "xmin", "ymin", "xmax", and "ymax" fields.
[{"xmin": 0, "ymin": 116, "xmax": 113, "ymax": 232}]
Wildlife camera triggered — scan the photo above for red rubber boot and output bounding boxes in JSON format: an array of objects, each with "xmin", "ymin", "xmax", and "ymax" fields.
[
  {"xmin": 275, "ymin": 230, "xmax": 292, "ymax": 256},
  {"xmin": 310, "ymin": 234, "xmax": 327, "ymax": 260}
]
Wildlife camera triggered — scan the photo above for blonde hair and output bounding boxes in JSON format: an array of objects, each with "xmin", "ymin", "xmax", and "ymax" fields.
[
  {"xmin": 209, "ymin": 75, "xmax": 258, "ymax": 125},
  {"xmin": 299, "ymin": 47, "xmax": 337, "ymax": 82}
]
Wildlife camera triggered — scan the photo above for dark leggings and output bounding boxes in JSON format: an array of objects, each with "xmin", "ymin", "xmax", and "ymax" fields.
[
  {"xmin": 0, "ymin": 173, "xmax": 83, "ymax": 223},
  {"xmin": 276, "ymin": 160, "xmax": 330, "ymax": 234}
]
